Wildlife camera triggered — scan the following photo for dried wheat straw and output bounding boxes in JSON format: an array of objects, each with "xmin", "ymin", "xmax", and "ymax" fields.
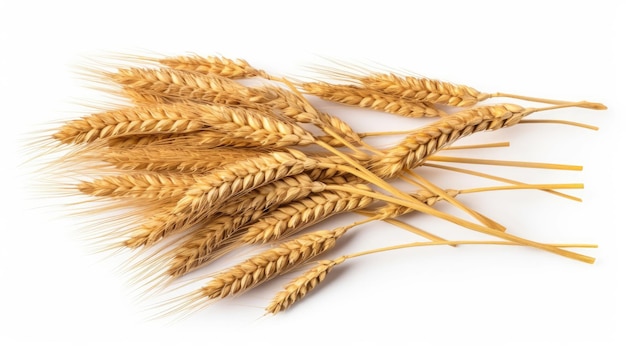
[{"xmin": 266, "ymin": 235, "xmax": 597, "ymax": 314}]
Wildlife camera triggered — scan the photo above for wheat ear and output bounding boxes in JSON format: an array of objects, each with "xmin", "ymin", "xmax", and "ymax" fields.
[
  {"xmin": 370, "ymin": 104, "xmax": 532, "ymax": 178},
  {"xmin": 265, "ymin": 257, "xmax": 345, "ymax": 314},
  {"xmin": 108, "ymin": 67, "xmax": 260, "ymax": 105},
  {"xmin": 357, "ymin": 72, "xmax": 489, "ymax": 107},
  {"xmin": 239, "ymin": 185, "xmax": 374, "ymax": 245},
  {"xmin": 157, "ymin": 55, "xmax": 269, "ymax": 79},
  {"xmin": 100, "ymin": 146, "xmax": 266, "ymax": 173},
  {"xmin": 77, "ymin": 172, "xmax": 199, "ymax": 200},
  {"xmin": 52, "ymin": 104, "xmax": 206, "ymax": 144},
  {"xmin": 301, "ymin": 81, "xmax": 445, "ymax": 117},
  {"xmin": 357, "ymin": 72, "xmax": 607, "ymax": 109},
  {"xmin": 195, "ymin": 227, "xmax": 349, "ymax": 301}
]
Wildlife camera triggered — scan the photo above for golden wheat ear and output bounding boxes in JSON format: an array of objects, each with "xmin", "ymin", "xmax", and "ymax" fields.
[{"xmin": 311, "ymin": 62, "xmax": 607, "ymax": 110}]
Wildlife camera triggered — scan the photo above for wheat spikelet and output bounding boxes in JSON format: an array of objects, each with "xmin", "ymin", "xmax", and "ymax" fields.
[
  {"xmin": 316, "ymin": 112, "xmax": 362, "ymax": 143},
  {"xmin": 218, "ymin": 174, "xmax": 326, "ymax": 215},
  {"xmin": 109, "ymin": 67, "xmax": 256, "ymax": 105},
  {"xmin": 301, "ymin": 82, "xmax": 445, "ymax": 117},
  {"xmin": 197, "ymin": 227, "xmax": 348, "ymax": 300},
  {"xmin": 98, "ymin": 146, "xmax": 266, "ymax": 173},
  {"xmin": 193, "ymin": 103, "xmax": 316, "ymax": 147},
  {"xmin": 304, "ymin": 155, "xmax": 357, "ymax": 181},
  {"xmin": 106, "ymin": 133, "xmax": 179, "ymax": 148},
  {"xmin": 157, "ymin": 55, "xmax": 269, "ymax": 79},
  {"xmin": 239, "ymin": 185, "xmax": 374, "ymax": 245},
  {"xmin": 358, "ymin": 73, "xmax": 489, "ymax": 107},
  {"xmin": 250, "ymin": 84, "xmax": 361, "ymax": 143},
  {"xmin": 168, "ymin": 102, "xmax": 317, "ymax": 147},
  {"xmin": 52, "ymin": 104, "xmax": 206, "ymax": 144},
  {"xmin": 370, "ymin": 104, "xmax": 529, "ymax": 177},
  {"xmin": 266, "ymin": 257, "xmax": 345, "ymax": 314},
  {"xmin": 121, "ymin": 87, "xmax": 173, "ymax": 105},
  {"xmin": 128, "ymin": 130, "xmax": 269, "ymax": 149},
  {"xmin": 77, "ymin": 172, "xmax": 201, "ymax": 200},
  {"xmin": 124, "ymin": 150, "xmax": 319, "ymax": 248}
]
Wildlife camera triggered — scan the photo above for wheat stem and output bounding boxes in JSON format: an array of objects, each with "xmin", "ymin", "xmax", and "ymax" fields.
[
  {"xmin": 322, "ymin": 184, "xmax": 595, "ymax": 264},
  {"xmin": 427, "ymin": 156, "xmax": 582, "ymax": 171}
]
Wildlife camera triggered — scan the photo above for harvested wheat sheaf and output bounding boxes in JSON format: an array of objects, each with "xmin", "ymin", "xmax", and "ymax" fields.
[{"xmin": 42, "ymin": 53, "xmax": 606, "ymax": 318}]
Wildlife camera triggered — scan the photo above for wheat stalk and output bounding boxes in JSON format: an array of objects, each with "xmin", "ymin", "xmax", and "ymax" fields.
[{"xmin": 266, "ymin": 237, "xmax": 598, "ymax": 314}]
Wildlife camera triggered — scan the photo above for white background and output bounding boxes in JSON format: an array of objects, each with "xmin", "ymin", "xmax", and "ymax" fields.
[{"xmin": 1, "ymin": 1, "xmax": 623, "ymax": 350}]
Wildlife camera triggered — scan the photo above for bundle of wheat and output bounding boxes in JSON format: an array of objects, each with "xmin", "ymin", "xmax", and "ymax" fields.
[{"xmin": 41, "ymin": 54, "xmax": 605, "ymax": 316}]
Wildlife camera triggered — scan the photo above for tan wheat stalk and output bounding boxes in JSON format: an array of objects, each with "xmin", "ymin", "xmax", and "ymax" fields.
[
  {"xmin": 266, "ymin": 236, "xmax": 598, "ymax": 314},
  {"xmin": 317, "ymin": 180, "xmax": 595, "ymax": 264},
  {"xmin": 301, "ymin": 81, "xmax": 445, "ymax": 117}
]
